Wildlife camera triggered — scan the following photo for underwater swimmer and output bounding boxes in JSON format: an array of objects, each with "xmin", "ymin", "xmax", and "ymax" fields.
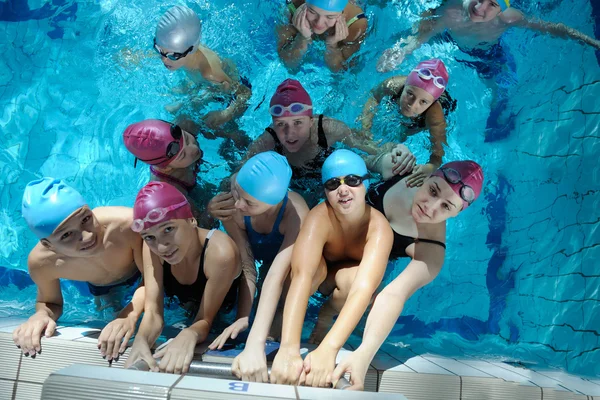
[
  {"xmin": 207, "ymin": 153, "xmax": 309, "ymax": 384},
  {"xmin": 124, "ymin": 182, "xmax": 241, "ymax": 373},
  {"xmin": 13, "ymin": 178, "xmax": 144, "ymax": 362},
  {"xmin": 270, "ymin": 150, "xmax": 393, "ymax": 388},
  {"xmin": 313, "ymin": 161, "xmax": 484, "ymax": 390},
  {"xmin": 361, "ymin": 59, "xmax": 456, "ymax": 187},
  {"xmin": 278, "ymin": 0, "xmax": 368, "ymax": 71},
  {"xmin": 154, "ymin": 6, "xmax": 252, "ymax": 144},
  {"xmin": 377, "ymin": 0, "xmax": 600, "ymax": 72}
]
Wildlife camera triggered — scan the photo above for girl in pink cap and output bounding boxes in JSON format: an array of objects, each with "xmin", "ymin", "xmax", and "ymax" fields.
[
  {"xmin": 123, "ymin": 119, "xmax": 216, "ymax": 227},
  {"xmin": 311, "ymin": 160, "xmax": 484, "ymax": 390},
  {"xmin": 208, "ymin": 78, "xmax": 416, "ymax": 213},
  {"xmin": 124, "ymin": 182, "xmax": 241, "ymax": 374},
  {"xmin": 360, "ymin": 58, "xmax": 456, "ymax": 189}
]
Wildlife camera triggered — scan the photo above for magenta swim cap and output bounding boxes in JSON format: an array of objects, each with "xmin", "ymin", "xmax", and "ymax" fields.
[
  {"xmin": 132, "ymin": 182, "xmax": 193, "ymax": 232},
  {"xmin": 432, "ymin": 161, "xmax": 483, "ymax": 210},
  {"xmin": 123, "ymin": 119, "xmax": 184, "ymax": 168},
  {"xmin": 406, "ymin": 59, "xmax": 449, "ymax": 101},
  {"xmin": 269, "ymin": 79, "xmax": 313, "ymax": 118}
]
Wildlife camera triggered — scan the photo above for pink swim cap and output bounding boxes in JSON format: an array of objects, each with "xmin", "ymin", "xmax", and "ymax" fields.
[
  {"xmin": 123, "ymin": 119, "xmax": 184, "ymax": 168},
  {"xmin": 132, "ymin": 182, "xmax": 193, "ymax": 232},
  {"xmin": 406, "ymin": 59, "xmax": 449, "ymax": 101},
  {"xmin": 432, "ymin": 161, "xmax": 483, "ymax": 210},
  {"xmin": 269, "ymin": 79, "xmax": 313, "ymax": 118}
]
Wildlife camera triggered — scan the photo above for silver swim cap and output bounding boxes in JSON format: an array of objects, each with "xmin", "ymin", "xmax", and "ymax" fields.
[{"xmin": 155, "ymin": 5, "xmax": 201, "ymax": 53}]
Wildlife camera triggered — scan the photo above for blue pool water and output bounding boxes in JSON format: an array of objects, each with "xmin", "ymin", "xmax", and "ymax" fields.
[{"xmin": 1, "ymin": 0, "xmax": 599, "ymax": 377}]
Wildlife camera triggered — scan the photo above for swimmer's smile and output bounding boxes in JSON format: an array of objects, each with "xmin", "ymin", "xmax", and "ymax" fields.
[
  {"xmin": 80, "ymin": 235, "xmax": 97, "ymax": 252},
  {"xmin": 162, "ymin": 248, "xmax": 179, "ymax": 260}
]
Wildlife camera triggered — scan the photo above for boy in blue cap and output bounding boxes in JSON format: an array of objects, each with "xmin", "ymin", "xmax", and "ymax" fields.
[
  {"xmin": 13, "ymin": 178, "xmax": 143, "ymax": 363},
  {"xmin": 278, "ymin": 0, "xmax": 368, "ymax": 71},
  {"xmin": 270, "ymin": 150, "xmax": 393, "ymax": 387}
]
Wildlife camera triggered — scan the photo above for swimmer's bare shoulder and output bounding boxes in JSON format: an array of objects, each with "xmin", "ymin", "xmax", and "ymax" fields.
[
  {"xmin": 366, "ymin": 205, "xmax": 393, "ymax": 238},
  {"xmin": 27, "ymin": 243, "xmax": 62, "ymax": 278},
  {"xmin": 498, "ymin": 8, "xmax": 525, "ymax": 26},
  {"xmin": 345, "ymin": 3, "xmax": 367, "ymax": 42}
]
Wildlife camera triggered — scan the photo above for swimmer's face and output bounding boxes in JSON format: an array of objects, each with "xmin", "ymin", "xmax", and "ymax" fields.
[
  {"xmin": 399, "ymin": 85, "xmax": 435, "ymax": 118},
  {"xmin": 305, "ymin": 4, "xmax": 342, "ymax": 34},
  {"xmin": 232, "ymin": 181, "xmax": 272, "ymax": 216},
  {"xmin": 466, "ymin": 0, "xmax": 502, "ymax": 23},
  {"xmin": 412, "ymin": 176, "xmax": 462, "ymax": 224},
  {"xmin": 41, "ymin": 206, "xmax": 103, "ymax": 257},
  {"xmin": 324, "ymin": 176, "xmax": 367, "ymax": 215},
  {"xmin": 140, "ymin": 219, "xmax": 196, "ymax": 265},
  {"xmin": 272, "ymin": 115, "xmax": 312, "ymax": 153},
  {"xmin": 156, "ymin": 45, "xmax": 189, "ymax": 71},
  {"xmin": 168, "ymin": 130, "xmax": 202, "ymax": 169}
]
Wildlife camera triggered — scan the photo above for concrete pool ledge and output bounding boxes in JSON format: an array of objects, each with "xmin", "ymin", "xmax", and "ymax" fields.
[{"xmin": 0, "ymin": 324, "xmax": 597, "ymax": 399}]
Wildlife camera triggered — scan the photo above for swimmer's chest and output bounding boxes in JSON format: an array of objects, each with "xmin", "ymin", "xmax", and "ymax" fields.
[
  {"xmin": 56, "ymin": 244, "xmax": 136, "ymax": 285},
  {"xmin": 323, "ymin": 224, "xmax": 368, "ymax": 262}
]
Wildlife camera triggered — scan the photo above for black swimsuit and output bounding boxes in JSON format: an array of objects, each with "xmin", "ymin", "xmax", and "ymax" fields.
[
  {"xmin": 265, "ymin": 114, "xmax": 334, "ymax": 193},
  {"xmin": 163, "ymin": 229, "xmax": 239, "ymax": 313},
  {"xmin": 366, "ymin": 175, "xmax": 446, "ymax": 260},
  {"xmin": 390, "ymin": 88, "xmax": 457, "ymax": 130}
]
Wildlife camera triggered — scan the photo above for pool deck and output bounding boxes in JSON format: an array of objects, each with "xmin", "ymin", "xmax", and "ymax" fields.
[{"xmin": 0, "ymin": 318, "xmax": 597, "ymax": 400}]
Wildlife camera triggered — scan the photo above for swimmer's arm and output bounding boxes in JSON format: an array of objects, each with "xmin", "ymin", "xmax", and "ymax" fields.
[
  {"xmin": 246, "ymin": 194, "xmax": 309, "ymax": 347},
  {"xmin": 224, "ymin": 81, "xmax": 252, "ymax": 120},
  {"xmin": 323, "ymin": 117, "xmax": 379, "ymax": 155},
  {"xmin": 424, "ymin": 102, "xmax": 447, "ymax": 168},
  {"xmin": 318, "ymin": 217, "xmax": 393, "ymax": 351},
  {"xmin": 277, "ymin": 24, "xmax": 311, "ymax": 69},
  {"xmin": 28, "ymin": 258, "xmax": 64, "ymax": 321},
  {"xmin": 325, "ymin": 20, "xmax": 367, "ymax": 72},
  {"xmin": 360, "ymin": 77, "xmax": 405, "ymax": 133},
  {"xmin": 508, "ymin": 10, "xmax": 600, "ymax": 49},
  {"xmin": 191, "ymin": 234, "xmax": 241, "ymax": 343},
  {"xmin": 222, "ymin": 218, "xmax": 257, "ymax": 321},
  {"xmin": 351, "ymin": 240, "xmax": 444, "ymax": 363},
  {"xmin": 280, "ymin": 207, "xmax": 329, "ymax": 349},
  {"xmin": 134, "ymin": 245, "xmax": 165, "ymax": 347},
  {"xmin": 115, "ymin": 234, "xmax": 146, "ymax": 321}
]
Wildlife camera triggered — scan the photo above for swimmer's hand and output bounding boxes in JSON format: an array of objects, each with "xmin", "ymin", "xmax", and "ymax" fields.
[
  {"xmin": 154, "ymin": 328, "xmax": 198, "ymax": 374},
  {"xmin": 97, "ymin": 315, "xmax": 137, "ymax": 362},
  {"xmin": 292, "ymin": 4, "xmax": 313, "ymax": 40},
  {"xmin": 12, "ymin": 313, "xmax": 57, "ymax": 357},
  {"xmin": 203, "ymin": 110, "xmax": 232, "ymax": 130},
  {"xmin": 208, "ymin": 192, "xmax": 237, "ymax": 221},
  {"xmin": 271, "ymin": 346, "xmax": 306, "ymax": 385},
  {"xmin": 377, "ymin": 47, "xmax": 406, "ymax": 73},
  {"xmin": 326, "ymin": 15, "xmax": 349, "ymax": 47},
  {"xmin": 303, "ymin": 345, "xmax": 337, "ymax": 388},
  {"xmin": 405, "ymin": 163, "xmax": 436, "ymax": 188},
  {"xmin": 389, "ymin": 144, "xmax": 416, "ymax": 176},
  {"xmin": 208, "ymin": 317, "xmax": 249, "ymax": 350},
  {"xmin": 331, "ymin": 350, "xmax": 370, "ymax": 391},
  {"xmin": 125, "ymin": 338, "xmax": 157, "ymax": 370},
  {"xmin": 232, "ymin": 343, "xmax": 269, "ymax": 382}
]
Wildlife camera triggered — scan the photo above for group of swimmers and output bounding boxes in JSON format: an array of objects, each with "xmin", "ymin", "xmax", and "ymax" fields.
[{"xmin": 12, "ymin": 0, "xmax": 599, "ymax": 391}]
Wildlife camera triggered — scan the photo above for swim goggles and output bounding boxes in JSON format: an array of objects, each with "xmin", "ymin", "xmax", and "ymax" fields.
[
  {"xmin": 131, "ymin": 200, "xmax": 189, "ymax": 232},
  {"xmin": 324, "ymin": 174, "xmax": 369, "ymax": 191},
  {"xmin": 438, "ymin": 167, "xmax": 475, "ymax": 205},
  {"xmin": 412, "ymin": 68, "xmax": 446, "ymax": 90},
  {"xmin": 153, "ymin": 38, "xmax": 194, "ymax": 61},
  {"xmin": 269, "ymin": 103, "xmax": 313, "ymax": 117},
  {"xmin": 134, "ymin": 121, "xmax": 183, "ymax": 168}
]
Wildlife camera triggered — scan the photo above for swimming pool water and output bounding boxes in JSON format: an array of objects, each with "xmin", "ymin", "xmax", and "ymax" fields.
[{"xmin": 0, "ymin": 0, "xmax": 598, "ymax": 377}]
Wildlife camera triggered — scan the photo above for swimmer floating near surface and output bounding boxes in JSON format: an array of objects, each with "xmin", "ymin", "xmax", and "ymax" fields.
[
  {"xmin": 278, "ymin": 0, "xmax": 368, "ymax": 71},
  {"xmin": 14, "ymin": 178, "xmax": 144, "ymax": 363},
  {"xmin": 154, "ymin": 5, "xmax": 252, "ymax": 149}
]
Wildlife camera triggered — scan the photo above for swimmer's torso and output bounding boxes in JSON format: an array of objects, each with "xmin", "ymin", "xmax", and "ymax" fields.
[{"xmin": 185, "ymin": 46, "xmax": 236, "ymax": 92}]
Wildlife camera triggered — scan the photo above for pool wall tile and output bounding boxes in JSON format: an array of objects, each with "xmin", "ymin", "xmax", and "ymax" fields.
[
  {"xmin": 0, "ymin": 333, "xmax": 22, "ymax": 380},
  {"xmin": 14, "ymin": 381, "xmax": 43, "ymax": 400},
  {"xmin": 461, "ymin": 376, "xmax": 541, "ymax": 400}
]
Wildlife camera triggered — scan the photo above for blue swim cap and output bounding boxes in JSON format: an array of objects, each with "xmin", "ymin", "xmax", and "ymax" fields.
[
  {"xmin": 22, "ymin": 178, "xmax": 87, "ymax": 239},
  {"xmin": 307, "ymin": 0, "xmax": 348, "ymax": 12},
  {"xmin": 237, "ymin": 152, "xmax": 292, "ymax": 205},
  {"xmin": 321, "ymin": 149, "xmax": 369, "ymax": 189}
]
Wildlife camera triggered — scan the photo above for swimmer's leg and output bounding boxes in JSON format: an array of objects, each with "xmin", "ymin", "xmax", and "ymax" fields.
[{"xmin": 309, "ymin": 263, "xmax": 359, "ymax": 345}]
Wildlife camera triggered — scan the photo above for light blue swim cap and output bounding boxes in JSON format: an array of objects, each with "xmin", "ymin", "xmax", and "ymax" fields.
[
  {"xmin": 237, "ymin": 152, "xmax": 292, "ymax": 205},
  {"xmin": 321, "ymin": 149, "xmax": 369, "ymax": 189},
  {"xmin": 22, "ymin": 178, "xmax": 87, "ymax": 239},
  {"xmin": 155, "ymin": 5, "xmax": 201, "ymax": 53},
  {"xmin": 307, "ymin": 0, "xmax": 348, "ymax": 12}
]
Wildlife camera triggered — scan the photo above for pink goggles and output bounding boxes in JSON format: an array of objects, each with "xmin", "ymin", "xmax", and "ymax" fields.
[
  {"xmin": 269, "ymin": 103, "xmax": 313, "ymax": 117},
  {"xmin": 131, "ymin": 200, "xmax": 188, "ymax": 232},
  {"xmin": 412, "ymin": 68, "xmax": 446, "ymax": 90}
]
